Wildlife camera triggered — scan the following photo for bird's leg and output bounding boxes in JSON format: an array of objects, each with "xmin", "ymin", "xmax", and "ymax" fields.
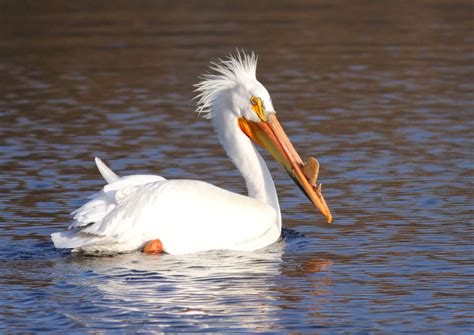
[{"xmin": 143, "ymin": 239, "xmax": 163, "ymax": 254}]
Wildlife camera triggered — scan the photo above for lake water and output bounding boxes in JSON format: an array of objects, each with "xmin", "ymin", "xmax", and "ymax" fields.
[{"xmin": 0, "ymin": 1, "xmax": 473, "ymax": 333}]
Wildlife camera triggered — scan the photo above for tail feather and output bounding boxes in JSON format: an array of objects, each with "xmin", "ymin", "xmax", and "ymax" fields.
[
  {"xmin": 51, "ymin": 159, "xmax": 166, "ymax": 254},
  {"xmin": 51, "ymin": 231, "xmax": 109, "ymax": 249},
  {"xmin": 51, "ymin": 231, "xmax": 123, "ymax": 255},
  {"xmin": 95, "ymin": 157, "xmax": 119, "ymax": 184}
]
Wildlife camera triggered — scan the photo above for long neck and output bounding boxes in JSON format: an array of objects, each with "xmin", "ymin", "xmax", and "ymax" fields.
[{"xmin": 212, "ymin": 107, "xmax": 281, "ymax": 229}]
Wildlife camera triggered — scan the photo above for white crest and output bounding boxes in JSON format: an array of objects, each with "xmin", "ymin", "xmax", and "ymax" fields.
[{"xmin": 194, "ymin": 50, "xmax": 258, "ymax": 119}]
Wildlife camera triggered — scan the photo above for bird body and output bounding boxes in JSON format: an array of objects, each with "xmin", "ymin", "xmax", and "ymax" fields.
[
  {"xmin": 52, "ymin": 162, "xmax": 279, "ymax": 255},
  {"xmin": 51, "ymin": 52, "xmax": 331, "ymax": 255}
]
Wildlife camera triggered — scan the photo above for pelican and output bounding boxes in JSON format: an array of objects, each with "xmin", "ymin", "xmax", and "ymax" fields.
[{"xmin": 51, "ymin": 52, "xmax": 332, "ymax": 255}]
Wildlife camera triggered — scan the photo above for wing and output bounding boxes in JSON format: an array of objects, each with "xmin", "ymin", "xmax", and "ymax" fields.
[
  {"xmin": 53, "ymin": 177, "xmax": 279, "ymax": 254},
  {"xmin": 94, "ymin": 157, "xmax": 119, "ymax": 184},
  {"xmin": 51, "ymin": 174, "xmax": 166, "ymax": 253},
  {"xmin": 128, "ymin": 179, "xmax": 279, "ymax": 254}
]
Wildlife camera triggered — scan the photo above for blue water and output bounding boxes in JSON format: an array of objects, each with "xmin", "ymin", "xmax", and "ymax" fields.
[{"xmin": 1, "ymin": 1, "xmax": 473, "ymax": 333}]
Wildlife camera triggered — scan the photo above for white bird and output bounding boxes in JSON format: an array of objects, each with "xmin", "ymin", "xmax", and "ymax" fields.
[{"xmin": 51, "ymin": 52, "xmax": 332, "ymax": 255}]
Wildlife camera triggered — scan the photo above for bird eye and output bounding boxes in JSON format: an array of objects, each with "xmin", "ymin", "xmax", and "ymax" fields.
[{"xmin": 250, "ymin": 97, "xmax": 258, "ymax": 106}]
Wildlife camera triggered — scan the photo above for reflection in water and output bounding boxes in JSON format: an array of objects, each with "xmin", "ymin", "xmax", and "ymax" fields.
[
  {"xmin": 87, "ymin": 248, "xmax": 285, "ymax": 330},
  {"xmin": 44, "ymin": 241, "xmax": 333, "ymax": 331}
]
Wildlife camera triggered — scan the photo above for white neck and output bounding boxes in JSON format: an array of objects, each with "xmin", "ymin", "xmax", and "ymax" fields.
[{"xmin": 211, "ymin": 103, "xmax": 281, "ymax": 229}]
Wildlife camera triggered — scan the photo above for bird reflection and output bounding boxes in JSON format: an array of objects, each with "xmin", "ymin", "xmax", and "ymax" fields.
[{"xmin": 59, "ymin": 240, "xmax": 333, "ymax": 330}]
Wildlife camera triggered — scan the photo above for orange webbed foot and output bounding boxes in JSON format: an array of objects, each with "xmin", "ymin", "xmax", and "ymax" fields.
[{"xmin": 143, "ymin": 239, "xmax": 163, "ymax": 254}]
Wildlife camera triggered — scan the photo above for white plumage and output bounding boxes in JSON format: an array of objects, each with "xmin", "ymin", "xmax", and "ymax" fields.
[
  {"xmin": 52, "ymin": 162, "xmax": 278, "ymax": 254},
  {"xmin": 51, "ymin": 51, "xmax": 331, "ymax": 255}
]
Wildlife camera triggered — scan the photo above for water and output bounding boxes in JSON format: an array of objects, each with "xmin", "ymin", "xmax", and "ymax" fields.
[{"xmin": 1, "ymin": 0, "xmax": 473, "ymax": 333}]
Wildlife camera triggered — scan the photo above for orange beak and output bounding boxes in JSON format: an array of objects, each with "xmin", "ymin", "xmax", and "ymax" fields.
[{"xmin": 238, "ymin": 113, "xmax": 332, "ymax": 223}]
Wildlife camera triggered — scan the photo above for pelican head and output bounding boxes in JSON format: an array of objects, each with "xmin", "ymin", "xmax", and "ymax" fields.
[{"xmin": 195, "ymin": 51, "xmax": 332, "ymax": 223}]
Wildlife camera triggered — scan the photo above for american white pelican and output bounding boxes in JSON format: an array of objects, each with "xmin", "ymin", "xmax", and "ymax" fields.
[{"xmin": 51, "ymin": 52, "xmax": 332, "ymax": 255}]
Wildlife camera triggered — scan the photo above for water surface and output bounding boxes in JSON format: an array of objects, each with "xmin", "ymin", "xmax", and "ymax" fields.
[{"xmin": 0, "ymin": 0, "xmax": 473, "ymax": 333}]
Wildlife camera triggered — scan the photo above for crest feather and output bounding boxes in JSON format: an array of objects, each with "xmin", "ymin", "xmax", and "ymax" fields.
[{"xmin": 194, "ymin": 50, "xmax": 258, "ymax": 119}]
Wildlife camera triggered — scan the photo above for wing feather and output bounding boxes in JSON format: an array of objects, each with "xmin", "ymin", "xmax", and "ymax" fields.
[
  {"xmin": 95, "ymin": 157, "xmax": 119, "ymax": 184},
  {"xmin": 53, "ymin": 177, "xmax": 279, "ymax": 254}
]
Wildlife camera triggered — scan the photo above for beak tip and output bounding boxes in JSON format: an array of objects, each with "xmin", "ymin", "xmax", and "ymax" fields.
[{"xmin": 327, "ymin": 215, "xmax": 333, "ymax": 224}]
